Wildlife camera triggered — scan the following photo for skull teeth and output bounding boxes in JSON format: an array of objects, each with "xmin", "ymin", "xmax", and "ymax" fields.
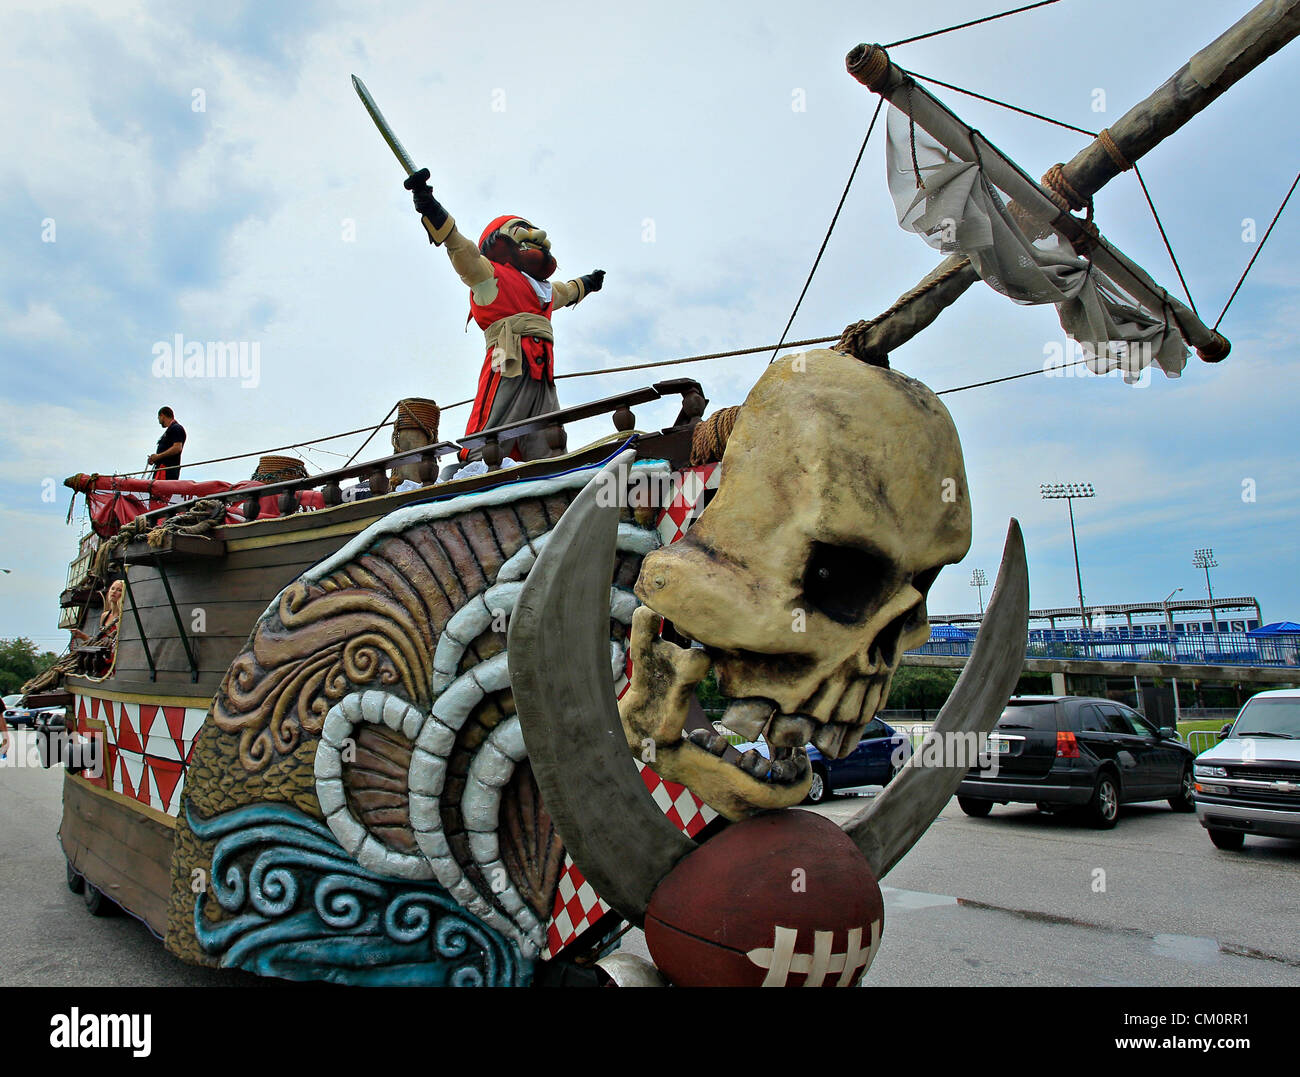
[
  {"xmin": 719, "ymin": 698, "xmax": 775, "ymax": 740},
  {"xmin": 766, "ymin": 714, "xmax": 815, "ymax": 747},
  {"xmin": 680, "ymin": 728, "xmax": 809, "ymax": 786},
  {"xmin": 812, "ymin": 722, "xmax": 849, "ymax": 757},
  {"xmin": 686, "ymin": 728, "xmax": 730, "ymax": 756}
]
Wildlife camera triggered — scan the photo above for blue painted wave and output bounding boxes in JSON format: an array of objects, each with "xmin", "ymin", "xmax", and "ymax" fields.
[{"xmin": 188, "ymin": 802, "xmax": 529, "ymax": 986}]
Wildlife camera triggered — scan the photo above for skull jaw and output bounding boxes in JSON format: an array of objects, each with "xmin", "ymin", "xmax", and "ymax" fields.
[
  {"xmin": 709, "ymin": 656, "xmax": 893, "ymax": 759},
  {"xmin": 635, "ymin": 737, "xmax": 813, "ymax": 821},
  {"xmin": 618, "ymin": 607, "xmax": 812, "ymax": 820}
]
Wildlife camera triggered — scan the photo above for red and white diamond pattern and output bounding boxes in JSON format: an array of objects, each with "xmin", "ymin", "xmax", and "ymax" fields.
[
  {"xmin": 546, "ymin": 465, "xmax": 723, "ymax": 958},
  {"xmin": 545, "ymin": 761, "xmax": 717, "ymax": 957},
  {"xmin": 655, "ymin": 463, "xmax": 721, "ymax": 546},
  {"xmin": 73, "ymin": 694, "xmax": 208, "ymax": 817}
]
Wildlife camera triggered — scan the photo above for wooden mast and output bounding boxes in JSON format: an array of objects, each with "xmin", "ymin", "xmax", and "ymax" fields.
[{"xmin": 841, "ymin": 0, "xmax": 1300, "ymax": 364}]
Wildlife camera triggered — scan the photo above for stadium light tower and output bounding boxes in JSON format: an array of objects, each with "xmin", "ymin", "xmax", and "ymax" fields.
[
  {"xmin": 1193, "ymin": 548, "xmax": 1221, "ymax": 649},
  {"xmin": 1041, "ymin": 482, "xmax": 1096, "ymax": 653},
  {"xmin": 969, "ymin": 568, "xmax": 988, "ymax": 616}
]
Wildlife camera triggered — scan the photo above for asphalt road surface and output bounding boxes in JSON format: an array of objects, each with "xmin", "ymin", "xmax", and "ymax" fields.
[{"xmin": 4, "ymin": 734, "xmax": 1298, "ymax": 987}]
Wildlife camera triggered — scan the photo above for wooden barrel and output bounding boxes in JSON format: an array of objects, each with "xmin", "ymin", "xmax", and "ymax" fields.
[
  {"xmin": 393, "ymin": 398, "xmax": 440, "ymax": 441},
  {"xmin": 252, "ymin": 455, "xmax": 308, "ymax": 483},
  {"xmin": 391, "ymin": 398, "xmax": 440, "ymax": 485}
]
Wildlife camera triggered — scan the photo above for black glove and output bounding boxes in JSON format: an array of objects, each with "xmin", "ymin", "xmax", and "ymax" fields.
[
  {"xmin": 580, "ymin": 269, "xmax": 606, "ymax": 294},
  {"xmin": 403, "ymin": 167, "xmax": 449, "ymax": 236}
]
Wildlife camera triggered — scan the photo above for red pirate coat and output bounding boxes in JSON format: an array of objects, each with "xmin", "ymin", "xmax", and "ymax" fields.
[{"xmin": 461, "ymin": 261, "xmax": 556, "ymax": 448}]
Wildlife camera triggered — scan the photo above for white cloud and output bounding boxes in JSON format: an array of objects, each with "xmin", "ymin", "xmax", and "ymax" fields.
[{"xmin": 0, "ymin": 0, "xmax": 1298, "ymax": 644}]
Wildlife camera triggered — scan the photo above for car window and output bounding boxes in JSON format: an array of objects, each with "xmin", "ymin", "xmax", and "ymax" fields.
[
  {"xmin": 1116, "ymin": 705, "xmax": 1157, "ymax": 736},
  {"xmin": 1233, "ymin": 698, "xmax": 1300, "ymax": 738},
  {"xmin": 1094, "ymin": 704, "xmax": 1132, "ymax": 735},
  {"xmin": 997, "ymin": 703, "xmax": 1057, "ymax": 731},
  {"xmin": 859, "ymin": 718, "xmax": 888, "ymax": 740},
  {"xmin": 1077, "ymin": 704, "xmax": 1109, "ymax": 733}
]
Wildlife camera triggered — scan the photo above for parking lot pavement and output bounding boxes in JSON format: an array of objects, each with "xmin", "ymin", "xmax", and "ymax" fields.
[
  {"xmin": 812, "ymin": 792, "xmax": 1300, "ymax": 984},
  {"xmin": 0, "ymin": 735, "xmax": 263, "ymax": 987},
  {"xmin": 6, "ymin": 744, "xmax": 1298, "ymax": 987}
]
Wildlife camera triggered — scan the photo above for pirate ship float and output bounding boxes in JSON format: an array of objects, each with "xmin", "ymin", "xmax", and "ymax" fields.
[{"xmin": 34, "ymin": 2, "xmax": 1295, "ymax": 986}]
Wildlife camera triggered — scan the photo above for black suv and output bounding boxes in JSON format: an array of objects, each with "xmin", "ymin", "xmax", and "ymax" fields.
[{"xmin": 956, "ymin": 696, "xmax": 1196, "ymax": 828}]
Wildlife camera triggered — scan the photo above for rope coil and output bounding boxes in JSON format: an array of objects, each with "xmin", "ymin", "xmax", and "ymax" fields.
[{"xmin": 845, "ymin": 44, "xmax": 892, "ymax": 92}]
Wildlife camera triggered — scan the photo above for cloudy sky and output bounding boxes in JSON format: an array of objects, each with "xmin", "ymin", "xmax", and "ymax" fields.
[{"xmin": 0, "ymin": 0, "xmax": 1295, "ymax": 652}]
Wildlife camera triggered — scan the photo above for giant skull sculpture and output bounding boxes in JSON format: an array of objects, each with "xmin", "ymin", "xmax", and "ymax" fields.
[{"xmin": 619, "ymin": 349, "xmax": 972, "ymax": 818}]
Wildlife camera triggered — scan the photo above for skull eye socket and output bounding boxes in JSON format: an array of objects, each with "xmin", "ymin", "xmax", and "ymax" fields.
[{"xmin": 801, "ymin": 541, "xmax": 892, "ymax": 625}]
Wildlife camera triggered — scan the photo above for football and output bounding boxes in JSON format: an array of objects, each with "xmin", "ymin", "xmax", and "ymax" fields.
[{"xmin": 644, "ymin": 808, "xmax": 884, "ymax": 987}]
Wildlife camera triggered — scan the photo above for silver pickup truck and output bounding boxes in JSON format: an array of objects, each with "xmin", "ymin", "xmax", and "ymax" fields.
[{"xmin": 1193, "ymin": 688, "xmax": 1300, "ymax": 850}]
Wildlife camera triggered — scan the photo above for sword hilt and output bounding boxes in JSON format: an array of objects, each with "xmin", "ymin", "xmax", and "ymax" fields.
[
  {"xmin": 403, "ymin": 167, "xmax": 453, "ymax": 245},
  {"xmin": 402, "ymin": 167, "xmax": 431, "ymax": 192}
]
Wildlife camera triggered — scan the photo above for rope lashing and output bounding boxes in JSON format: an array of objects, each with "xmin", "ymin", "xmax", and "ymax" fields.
[
  {"xmin": 1041, "ymin": 163, "xmax": 1093, "ymax": 219},
  {"xmin": 689, "ymin": 406, "xmax": 742, "ymax": 466},
  {"xmin": 1097, "ymin": 127, "xmax": 1132, "ymax": 172},
  {"xmin": 1040, "ymin": 163, "xmax": 1102, "ymax": 255}
]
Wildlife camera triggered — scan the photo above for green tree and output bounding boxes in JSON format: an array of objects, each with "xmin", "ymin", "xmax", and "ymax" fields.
[
  {"xmin": 887, "ymin": 666, "xmax": 960, "ymax": 711},
  {"xmin": 695, "ymin": 668, "xmax": 726, "ymax": 716},
  {"xmin": 0, "ymin": 637, "xmax": 59, "ymax": 696}
]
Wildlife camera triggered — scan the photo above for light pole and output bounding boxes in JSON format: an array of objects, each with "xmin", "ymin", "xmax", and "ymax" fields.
[
  {"xmin": 1193, "ymin": 548, "xmax": 1220, "ymax": 654},
  {"xmin": 1162, "ymin": 587, "xmax": 1183, "ymax": 654},
  {"xmin": 970, "ymin": 568, "xmax": 987, "ymax": 616},
  {"xmin": 1162, "ymin": 586, "xmax": 1184, "ymax": 724},
  {"xmin": 1041, "ymin": 482, "xmax": 1095, "ymax": 655}
]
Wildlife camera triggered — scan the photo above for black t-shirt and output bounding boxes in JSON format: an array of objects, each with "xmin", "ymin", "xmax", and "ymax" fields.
[{"xmin": 155, "ymin": 422, "xmax": 186, "ymax": 478}]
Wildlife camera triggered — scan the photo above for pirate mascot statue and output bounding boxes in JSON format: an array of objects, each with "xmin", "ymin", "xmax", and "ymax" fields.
[{"xmin": 405, "ymin": 169, "xmax": 605, "ymax": 466}]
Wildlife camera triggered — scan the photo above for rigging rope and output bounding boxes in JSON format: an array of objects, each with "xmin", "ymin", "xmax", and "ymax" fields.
[
  {"xmin": 115, "ymin": 419, "xmax": 405, "ymax": 478},
  {"xmin": 1132, "ymin": 163, "xmax": 1198, "ymax": 316},
  {"xmin": 936, "ymin": 355, "xmax": 1092, "ymax": 394},
  {"xmin": 1213, "ymin": 170, "xmax": 1299, "ymax": 332},
  {"xmin": 908, "ymin": 70, "xmax": 1096, "ymax": 137},
  {"xmin": 768, "ymin": 97, "xmax": 886, "ymax": 364},
  {"xmin": 107, "ymin": 341, "xmax": 1106, "ymax": 484},
  {"xmin": 885, "ymin": 0, "xmax": 1062, "ymax": 49},
  {"xmin": 345, "ymin": 402, "xmax": 399, "ymax": 467},
  {"xmin": 559, "ymin": 335, "xmax": 842, "ymax": 380}
]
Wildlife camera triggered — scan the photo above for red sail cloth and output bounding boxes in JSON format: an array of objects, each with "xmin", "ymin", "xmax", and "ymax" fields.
[{"xmin": 67, "ymin": 474, "xmax": 326, "ymax": 537}]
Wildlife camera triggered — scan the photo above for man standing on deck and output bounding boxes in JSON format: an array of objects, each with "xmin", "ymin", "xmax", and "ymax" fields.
[
  {"xmin": 147, "ymin": 407, "xmax": 187, "ymax": 480},
  {"xmin": 404, "ymin": 170, "xmax": 605, "ymax": 467}
]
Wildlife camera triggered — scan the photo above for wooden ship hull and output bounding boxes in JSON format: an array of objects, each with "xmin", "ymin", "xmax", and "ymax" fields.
[{"xmin": 49, "ymin": 382, "xmax": 724, "ymax": 984}]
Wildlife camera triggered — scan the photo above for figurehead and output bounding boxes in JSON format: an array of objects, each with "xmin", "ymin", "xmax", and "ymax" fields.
[{"xmin": 479, "ymin": 215, "xmax": 557, "ymax": 281}]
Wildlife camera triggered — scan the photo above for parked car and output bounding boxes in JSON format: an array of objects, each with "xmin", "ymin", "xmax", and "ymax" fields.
[
  {"xmin": 733, "ymin": 716, "xmax": 912, "ymax": 804},
  {"xmin": 1192, "ymin": 688, "xmax": 1300, "ymax": 850},
  {"xmin": 955, "ymin": 695, "xmax": 1195, "ymax": 828},
  {"xmin": 2, "ymin": 697, "xmax": 40, "ymax": 729}
]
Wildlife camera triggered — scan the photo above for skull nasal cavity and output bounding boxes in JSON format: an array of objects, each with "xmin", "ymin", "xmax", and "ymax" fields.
[{"xmin": 801, "ymin": 542, "xmax": 891, "ymax": 625}]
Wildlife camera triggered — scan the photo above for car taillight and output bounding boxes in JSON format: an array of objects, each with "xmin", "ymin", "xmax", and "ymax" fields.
[{"xmin": 1056, "ymin": 731, "xmax": 1080, "ymax": 759}]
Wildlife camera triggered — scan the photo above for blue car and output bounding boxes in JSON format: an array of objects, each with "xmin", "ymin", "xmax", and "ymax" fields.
[{"xmin": 735, "ymin": 717, "xmax": 912, "ymax": 804}]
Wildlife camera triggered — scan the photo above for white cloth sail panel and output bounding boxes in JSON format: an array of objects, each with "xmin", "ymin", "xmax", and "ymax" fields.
[{"xmin": 884, "ymin": 106, "xmax": 1187, "ymax": 381}]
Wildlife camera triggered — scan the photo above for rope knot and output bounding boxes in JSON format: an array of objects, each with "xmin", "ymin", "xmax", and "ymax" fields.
[{"xmin": 1042, "ymin": 163, "xmax": 1092, "ymax": 218}]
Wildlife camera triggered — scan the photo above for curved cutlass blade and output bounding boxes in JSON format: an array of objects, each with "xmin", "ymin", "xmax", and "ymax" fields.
[
  {"xmin": 507, "ymin": 449, "xmax": 695, "ymax": 923},
  {"xmin": 842, "ymin": 518, "xmax": 1029, "ymax": 879},
  {"xmin": 352, "ymin": 74, "xmax": 417, "ymax": 176}
]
